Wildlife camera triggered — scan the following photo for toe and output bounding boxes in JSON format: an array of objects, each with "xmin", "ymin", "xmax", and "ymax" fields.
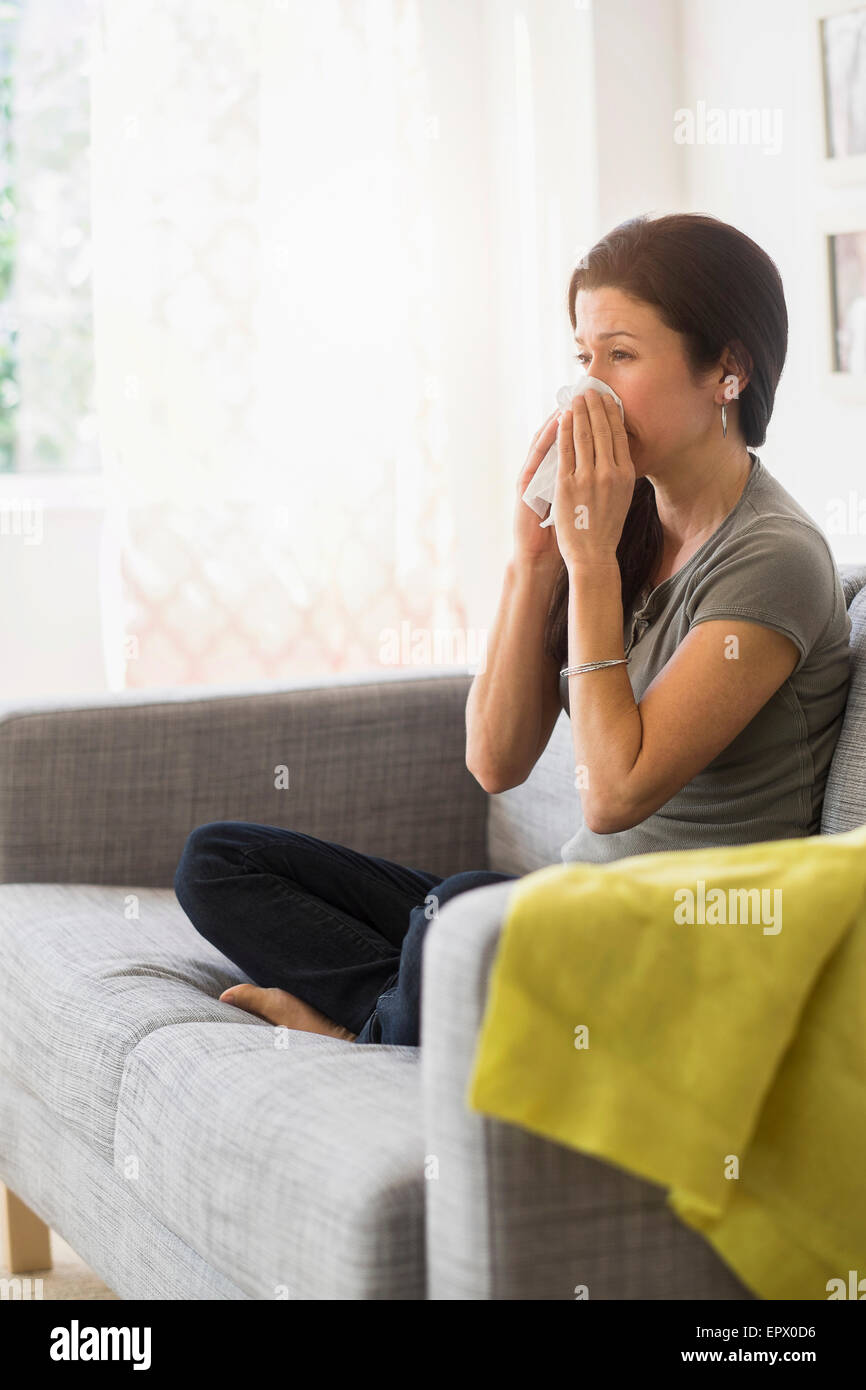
[{"xmin": 220, "ymin": 983, "xmax": 262, "ymax": 1013}]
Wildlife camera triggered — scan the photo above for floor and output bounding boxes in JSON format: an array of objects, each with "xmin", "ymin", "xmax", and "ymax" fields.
[{"xmin": 1, "ymin": 1229, "xmax": 119, "ymax": 1300}]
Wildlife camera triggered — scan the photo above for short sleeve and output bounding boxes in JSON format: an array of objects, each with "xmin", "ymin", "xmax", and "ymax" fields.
[{"xmin": 684, "ymin": 516, "xmax": 838, "ymax": 673}]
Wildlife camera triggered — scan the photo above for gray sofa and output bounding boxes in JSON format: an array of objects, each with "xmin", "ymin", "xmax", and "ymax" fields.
[{"xmin": 1, "ymin": 562, "xmax": 864, "ymax": 1300}]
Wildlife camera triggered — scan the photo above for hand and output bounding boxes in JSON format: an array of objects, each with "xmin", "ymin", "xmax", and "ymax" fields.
[
  {"xmin": 513, "ymin": 409, "xmax": 563, "ymax": 566},
  {"xmin": 550, "ymin": 388, "xmax": 635, "ymax": 571}
]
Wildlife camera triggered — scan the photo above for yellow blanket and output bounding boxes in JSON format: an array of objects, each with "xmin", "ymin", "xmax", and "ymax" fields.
[{"xmin": 467, "ymin": 822, "xmax": 866, "ymax": 1300}]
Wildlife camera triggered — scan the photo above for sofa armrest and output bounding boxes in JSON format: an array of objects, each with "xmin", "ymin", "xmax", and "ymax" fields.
[
  {"xmin": 420, "ymin": 882, "xmax": 756, "ymax": 1300},
  {"xmin": 0, "ymin": 669, "xmax": 488, "ymax": 888}
]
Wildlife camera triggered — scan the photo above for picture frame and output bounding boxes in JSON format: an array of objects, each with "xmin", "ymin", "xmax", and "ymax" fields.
[
  {"xmin": 818, "ymin": 205, "xmax": 866, "ymax": 397},
  {"xmin": 812, "ymin": 0, "xmax": 866, "ymax": 184}
]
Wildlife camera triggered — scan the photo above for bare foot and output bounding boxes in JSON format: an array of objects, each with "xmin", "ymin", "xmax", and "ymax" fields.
[{"xmin": 219, "ymin": 984, "xmax": 357, "ymax": 1041}]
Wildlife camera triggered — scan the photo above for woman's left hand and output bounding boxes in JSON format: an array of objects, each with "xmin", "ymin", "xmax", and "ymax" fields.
[{"xmin": 550, "ymin": 388, "xmax": 636, "ymax": 570}]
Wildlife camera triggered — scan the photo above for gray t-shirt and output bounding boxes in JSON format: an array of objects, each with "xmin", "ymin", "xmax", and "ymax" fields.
[{"xmin": 559, "ymin": 453, "xmax": 852, "ymax": 864}]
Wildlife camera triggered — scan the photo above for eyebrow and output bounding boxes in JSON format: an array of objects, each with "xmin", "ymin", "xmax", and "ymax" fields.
[{"xmin": 573, "ymin": 330, "xmax": 639, "ymax": 343}]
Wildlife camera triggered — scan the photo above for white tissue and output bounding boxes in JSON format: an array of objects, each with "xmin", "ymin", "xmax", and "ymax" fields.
[{"xmin": 521, "ymin": 375, "xmax": 626, "ymax": 527}]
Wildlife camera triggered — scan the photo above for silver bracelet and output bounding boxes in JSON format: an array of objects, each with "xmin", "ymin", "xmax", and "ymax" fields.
[{"xmin": 560, "ymin": 658, "xmax": 630, "ymax": 677}]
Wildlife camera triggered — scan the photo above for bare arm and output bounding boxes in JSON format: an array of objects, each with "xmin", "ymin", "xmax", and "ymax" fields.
[
  {"xmin": 465, "ymin": 556, "xmax": 564, "ymax": 793},
  {"xmin": 465, "ymin": 409, "xmax": 569, "ymax": 794},
  {"xmin": 566, "ymin": 560, "xmax": 799, "ymax": 833}
]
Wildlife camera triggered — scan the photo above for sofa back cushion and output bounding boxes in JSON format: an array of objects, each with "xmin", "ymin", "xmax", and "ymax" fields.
[
  {"xmin": 487, "ymin": 563, "xmax": 866, "ymax": 875},
  {"xmin": 820, "ymin": 566, "xmax": 866, "ymax": 833},
  {"xmin": 485, "ymin": 712, "xmax": 577, "ymax": 875}
]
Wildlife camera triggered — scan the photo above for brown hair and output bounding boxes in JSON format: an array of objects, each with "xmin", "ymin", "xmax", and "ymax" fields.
[{"xmin": 543, "ymin": 212, "xmax": 788, "ymax": 665}]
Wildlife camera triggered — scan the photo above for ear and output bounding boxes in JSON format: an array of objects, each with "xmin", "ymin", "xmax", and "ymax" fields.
[{"xmin": 718, "ymin": 339, "xmax": 753, "ymax": 402}]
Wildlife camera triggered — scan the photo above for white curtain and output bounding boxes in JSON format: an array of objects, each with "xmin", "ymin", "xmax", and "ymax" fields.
[{"xmin": 88, "ymin": 0, "xmax": 597, "ymax": 688}]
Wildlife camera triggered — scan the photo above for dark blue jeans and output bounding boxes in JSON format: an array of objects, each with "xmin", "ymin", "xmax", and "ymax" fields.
[{"xmin": 173, "ymin": 820, "xmax": 517, "ymax": 1046}]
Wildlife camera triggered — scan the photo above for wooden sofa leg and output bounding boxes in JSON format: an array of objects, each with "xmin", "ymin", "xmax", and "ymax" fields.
[{"xmin": 2, "ymin": 1184, "xmax": 52, "ymax": 1273}]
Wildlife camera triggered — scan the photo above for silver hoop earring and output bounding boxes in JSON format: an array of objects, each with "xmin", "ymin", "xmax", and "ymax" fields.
[{"xmin": 721, "ymin": 403, "xmax": 727, "ymax": 439}]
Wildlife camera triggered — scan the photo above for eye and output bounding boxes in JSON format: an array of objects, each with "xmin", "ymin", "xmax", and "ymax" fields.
[{"xmin": 573, "ymin": 349, "xmax": 632, "ymax": 364}]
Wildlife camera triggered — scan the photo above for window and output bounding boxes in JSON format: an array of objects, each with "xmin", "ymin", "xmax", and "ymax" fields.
[{"xmin": 0, "ymin": 0, "xmax": 96, "ymax": 475}]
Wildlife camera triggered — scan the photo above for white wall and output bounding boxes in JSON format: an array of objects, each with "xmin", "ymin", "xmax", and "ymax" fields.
[
  {"xmin": 0, "ymin": 487, "xmax": 110, "ymax": 700},
  {"xmin": 593, "ymin": 0, "xmax": 683, "ymax": 230}
]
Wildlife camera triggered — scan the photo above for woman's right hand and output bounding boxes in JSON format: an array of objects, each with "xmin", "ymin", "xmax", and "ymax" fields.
[{"xmin": 513, "ymin": 410, "xmax": 563, "ymax": 565}]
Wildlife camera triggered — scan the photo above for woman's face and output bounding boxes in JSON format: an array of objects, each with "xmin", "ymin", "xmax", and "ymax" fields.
[{"xmin": 572, "ymin": 287, "xmax": 724, "ymax": 477}]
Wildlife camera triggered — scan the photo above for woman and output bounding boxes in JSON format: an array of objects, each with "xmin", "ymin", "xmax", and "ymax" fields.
[{"xmin": 174, "ymin": 212, "xmax": 851, "ymax": 1045}]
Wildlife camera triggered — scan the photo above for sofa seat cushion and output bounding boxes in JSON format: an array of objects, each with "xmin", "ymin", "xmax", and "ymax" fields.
[
  {"xmin": 0, "ymin": 884, "xmax": 259, "ymax": 1161},
  {"xmin": 113, "ymin": 1022, "xmax": 425, "ymax": 1299}
]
